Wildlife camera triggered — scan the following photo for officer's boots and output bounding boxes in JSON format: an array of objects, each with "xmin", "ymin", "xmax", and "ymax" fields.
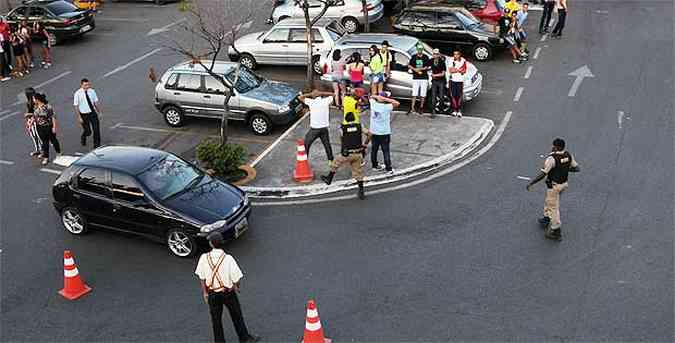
[
  {"xmin": 357, "ymin": 181, "xmax": 365, "ymax": 200},
  {"xmin": 320, "ymin": 172, "xmax": 335, "ymax": 185},
  {"xmin": 538, "ymin": 216, "xmax": 551, "ymax": 228},
  {"xmin": 545, "ymin": 227, "xmax": 562, "ymax": 241}
]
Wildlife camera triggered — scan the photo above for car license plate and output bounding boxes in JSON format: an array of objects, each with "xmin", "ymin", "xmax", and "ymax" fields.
[
  {"xmin": 234, "ymin": 218, "xmax": 248, "ymax": 238},
  {"xmin": 80, "ymin": 25, "xmax": 92, "ymax": 33}
]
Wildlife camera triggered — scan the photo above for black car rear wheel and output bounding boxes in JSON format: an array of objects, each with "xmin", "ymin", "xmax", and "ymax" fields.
[
  {"xmin": 61, "ymin": 207, "xmax": 88, "ymax": 235},
  {"xmin": 166, "ymin": 228, "xmax": 197, "ymax": 258},
  {"xmin": 472, "ymin": 43, "xmax": 492, "ymax": 61}
]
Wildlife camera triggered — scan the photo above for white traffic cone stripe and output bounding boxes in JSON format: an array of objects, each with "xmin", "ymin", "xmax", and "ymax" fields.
[
  {"xmin": 306, "ymin": 308, "xmax": 318, "ymax": 318},
  {"xmin": 64, "ymin": 257, "xmax": 75, "ymax": 265},
  {"xmin": 297, "ymin": 145, "xmax": 306, "ymax": 152},
  {"xmin": 64, "ymin": 268, "xmax": 79, "ymax": 277},
  {"xmin": 305, "ymin": 320, "xmax": 322, "ymax": 331},
  {"xmin": 297, "ymin": 155, "xmax": 308, "ymax": 161}
]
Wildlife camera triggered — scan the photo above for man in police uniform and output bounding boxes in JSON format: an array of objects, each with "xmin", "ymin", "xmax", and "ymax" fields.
[
  {"xmin": 526, "ymin": 138, "xmax": 580, "ymax": 241},
  {"xmin": 195, "ymin": 232, "xmax": 260, "ymax": 343},
  {"xmin": 320, "ymin": 112, "xmax": 371, "ymax": 200}
]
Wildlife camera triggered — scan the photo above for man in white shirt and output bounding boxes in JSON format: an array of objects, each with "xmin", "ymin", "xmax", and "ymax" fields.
[
  {"xmin": 195, "ymin": 232, "xmax": 260, "ymax": 343},
  {"xmin": 299, "ymin": 88, "xmax": 335, "ymax": 163},
  {"xmin": 448, "ymin": 50, "xmax": 467, "ymax": 118},
  {"xmin": 73, "ymin": 78, "xmax": 102, "ymax": 148}
]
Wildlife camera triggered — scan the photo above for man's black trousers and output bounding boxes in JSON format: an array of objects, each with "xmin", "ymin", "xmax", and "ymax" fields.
[
  {"xmin": 80, "ymin": 112, "xmax": 101, "ymax": 148},
  {"xmin": 208, "ymin": 291, "xmax": 251, "ymax": 343},
  {"xmin": 304, "ymin": 127, "xmax": 334, "ymax": 161}
]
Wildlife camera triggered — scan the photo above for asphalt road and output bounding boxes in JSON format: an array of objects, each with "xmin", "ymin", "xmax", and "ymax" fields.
[{"xmin": 1, "ymin": 1, "xmax": 673, "ymax": 342}]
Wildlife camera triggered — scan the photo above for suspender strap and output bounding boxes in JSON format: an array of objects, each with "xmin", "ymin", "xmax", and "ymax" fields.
[{"xmin": 206, "ymin": 252, "xmax": 227, "ymax": 292}]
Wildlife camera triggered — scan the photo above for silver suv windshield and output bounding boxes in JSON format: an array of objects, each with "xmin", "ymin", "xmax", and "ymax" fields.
[{"xmin": 225, "ymin": 67, "xmax": 262, "ymax": 93}]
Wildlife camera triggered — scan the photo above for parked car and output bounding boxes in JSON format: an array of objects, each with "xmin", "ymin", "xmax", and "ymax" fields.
[
  {"xmin": 319, "ymin": 33, "xmax": 482, "ymax": 101},
  {"xmin": 412, "ymin": 0, "xmax": 506, "ymax": 25},
  {"xmin": 392, "ymin": 1, "xmax": 504, "ymax": 61},
  {"xmin": 270, "ymin": 0, "xmax": 385, "ymax": 33},
  {"xmin": 4, "ymin": 0, "xmax": 95, "ymax": 44},
  {"xmin": 52, "ymin": 146, "xmax": 251, "ymax": 258},
  {"xmin": 154, "ymin": 60, "xmax": 303, "ymax": 135},
  {"xmin": 228, "ymin": 18, "xmax": 347, "ymax": 75}
]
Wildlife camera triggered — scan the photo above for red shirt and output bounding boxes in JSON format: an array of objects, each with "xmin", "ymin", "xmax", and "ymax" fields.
[{"xmin": 0, "ymin": 22, "xmax": 10, "ymax": 37}]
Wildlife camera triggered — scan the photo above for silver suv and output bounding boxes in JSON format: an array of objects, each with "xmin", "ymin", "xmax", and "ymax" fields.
[
  {"xmin": 228, "ymin": 18, "xmax": 347, "ymax": 75},
  {"xmin": 154, "ymin": 61, "xmax": 303, "ymax": 135},
  {"xmin": 270, "ymin": 0, "xmax": 385, "ymax": 33}
]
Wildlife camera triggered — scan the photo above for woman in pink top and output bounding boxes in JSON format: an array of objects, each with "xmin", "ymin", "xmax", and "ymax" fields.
[
  {"xmin": 347, "ymin": 51, "xmax": 364, "ymax": 89},
  {"xmin": 330, "ymin": 49, "xmax": 346, "ymax": 108}
]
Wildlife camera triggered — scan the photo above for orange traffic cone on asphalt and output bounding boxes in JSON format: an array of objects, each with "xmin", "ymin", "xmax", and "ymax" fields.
[
  {"xmin": 301, "ymin": 300, "xmax": 331, "ymax": 343},
  {"xmin": 58, "ymin": 250, "xmax": 92, "ymax": 300},
  {"xmin": 293, "ymin": 139, "xmax": 314, "ymax": 183}
]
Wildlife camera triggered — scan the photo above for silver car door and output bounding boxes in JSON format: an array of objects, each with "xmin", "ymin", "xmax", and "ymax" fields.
[
  {"xmin": 386, "ymin": 49, "xmax": 414, "ymax": 99},
  {"xmin": 287, "ymin": 28, "xmax": 311, "ymax": 65},
  {"xmin": 203, "ymin": 75, "xmax": 243, "ymax": 120},
  {"xmin": 258, "ymin": 28, "xmax": 291, "ymax": 64},
  {"xmin": 173, "ymin": 73, "xmax": 209, "ymax": 117}
]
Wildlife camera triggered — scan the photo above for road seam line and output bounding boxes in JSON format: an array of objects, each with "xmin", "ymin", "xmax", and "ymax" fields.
[
  {"xmin": 523, "ymin": 66, "xmax": 533, "ymax": 79},
  {"xmin": 513, "ymin": 87, "xmax": 524, "ymax": 102},
  {"xmin": 102, "ymin": 48, "xmax": 162, "ymax": 78}
]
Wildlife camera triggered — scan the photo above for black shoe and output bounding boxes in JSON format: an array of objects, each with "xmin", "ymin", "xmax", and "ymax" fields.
[
  {"xmin": 80, "ymin": 140, "xmax": 86, "ymax": 147},
  {"xmin": 538, "ymin": 217, "xmax": 551, "ymax": 228},
  {"xmin": 241, "ymin": 334, "xmax": 261, "ymax": 343},
  {"xmin": 357, "ymin": 181, "xmax": 365, "ymax": 200},
  {"xmin": 320, "ymin": 174, "xmax": 333, "ymax": 185},
  {"xmin": 545, "ymin": 228, "xmax": 562, "ymax": 241}
]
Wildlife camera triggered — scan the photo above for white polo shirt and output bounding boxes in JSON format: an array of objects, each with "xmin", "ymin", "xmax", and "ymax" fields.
[
  {"xmin": 73, "ymin": 88, "xmax": 99, "ymax": 114},
  {"xmin": 194, "ymin": 249, "xmax": 243, "ymax": 291},
  {"xmin": 303, "ymin": 96, "xmax": 333, "ymax": 129}
]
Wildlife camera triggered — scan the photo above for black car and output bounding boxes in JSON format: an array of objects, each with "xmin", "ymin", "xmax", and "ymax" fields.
[
  {"xmin": 392, "ymin": 2, "xmax": 505, "ymax": 61},
  {"xmin": 52, "ymin": 146, "xmax": 251, "ymax": 258},
  {"xmin": 5, "ymin": 0, "xmax": 95, "ymax": 44}
]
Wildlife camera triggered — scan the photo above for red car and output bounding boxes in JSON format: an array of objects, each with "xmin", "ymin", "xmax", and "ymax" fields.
[{"xmin": 411, "ymin": 0, "xmax": 506, "ymax": 25}]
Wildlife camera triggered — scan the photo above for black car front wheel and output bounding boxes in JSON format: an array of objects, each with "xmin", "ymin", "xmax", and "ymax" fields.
[
  {"xmin": 166, "ymin": 228, "xmax": 197, "ymax": 258},
  {"xmin": 61, "ymin": 207, "xmax": 88, "ymax": 235},
  {"xmin": 472, "ymin": 43, "xmax": 492, "ymax": 61}
]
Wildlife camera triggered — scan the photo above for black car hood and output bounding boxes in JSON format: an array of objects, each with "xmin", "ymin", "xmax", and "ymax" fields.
[{"xmin": 163, "ymin": 176, "xmax": 244, "ymax": 225}]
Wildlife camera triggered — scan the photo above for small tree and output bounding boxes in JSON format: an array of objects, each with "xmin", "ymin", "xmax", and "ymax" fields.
[
  {"xmin": 361, "ymin": 0, "xmax": 369, "ymax": 32},
  {"xmin": 162, "ymin": 0, "xmax": 257, "ymax": 145},
  {"xmin": 295, "ymin": 0, "xmax": 336, "ymax": 85}
]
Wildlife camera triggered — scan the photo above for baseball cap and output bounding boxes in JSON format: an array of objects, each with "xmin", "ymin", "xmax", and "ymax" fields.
[{"xmin": 432, "ymin": 48, "xmax": 440, "ymax": 54}]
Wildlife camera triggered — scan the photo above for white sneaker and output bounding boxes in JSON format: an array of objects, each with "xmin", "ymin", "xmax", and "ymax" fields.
[
  {"xmin": 386, "ymin": 169, "xmax": 395, "ymax": 175},
  {"xmin": 457, "ymin": 111, "xmax": 463, "ymax": 118},
  {"xmin": 451, "ymin": 111, "xmax": 457, "ymax": 116},
  {"xmin": 0, "ymin": 77, "xmax": 10, "ymax": 82},
  {"xmin": 373, "ymin": 165, "xmax": 385, "ymax": 171}
]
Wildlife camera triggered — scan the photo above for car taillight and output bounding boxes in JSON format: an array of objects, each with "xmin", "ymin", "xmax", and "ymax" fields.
[{"xmin": 323, "ymin": 63, "xmax": 328, "ymax": 74}]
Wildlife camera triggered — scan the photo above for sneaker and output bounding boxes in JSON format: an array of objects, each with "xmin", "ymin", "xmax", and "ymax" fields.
[
  {"xmin": 372, "ymin": 164, "xmax": 385, "ymax": 171},
  {"xmin": 0, "ymin": 77, "xmax": 10, "ymax": 82},
  {"xmin": 40, "ymin": 61, "xmax": 46, "ymax": 65},
  {"xmin": 386, "ymin": 169, "xmax": 395, "ymax": 175},
  {"xmin": 47, "ymin": 63, "xmax": 52, "ymax": 67},
  {"xmin": 538, "ymin": 216, "xmax": 551, "ymax": 227},
  {"xmin": 30, "ymin": 63, "xmax": 34, "ymax": 68},
  {"xmin": 545, "ymin": 229, "xmax": 562, "ymax": 241},
  {"xmin": 451, "ymin": 111, "xmax": 457, "ymax": 116},
  {"xmin": 30, "ymin": 151, "xmax": 40, "ymax": 157},
  {"xmin": 41, "ymin": 158, "xmax": 48, "ymax": 165},
  {"xmin": 456, "ymin": 111, "xmax": 463, "ymax": 118},
  {"xmin": 512, "ymin": 59, "xmax": 521, "ymax": 64},
  {"xmin": 521, "ymin": 52, "xmax": 529, "ymax": 57}
]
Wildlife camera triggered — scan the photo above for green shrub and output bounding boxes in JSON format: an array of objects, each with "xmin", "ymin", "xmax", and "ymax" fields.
[{"xmin": 196, "ymin": 139, "xmax": 247, "ymax": 177}]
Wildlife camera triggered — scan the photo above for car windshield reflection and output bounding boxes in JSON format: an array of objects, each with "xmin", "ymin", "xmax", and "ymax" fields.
[
  {"xmin": 138, "ymin": 155, "xmax": 202, "ymax": 200},
  {"xmin": 225, "ymin": 67, "xmax": 262, "ymax": 93}
]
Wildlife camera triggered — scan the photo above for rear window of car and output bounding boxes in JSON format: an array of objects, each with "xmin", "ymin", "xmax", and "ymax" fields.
[{"xmin": 47, "ymin": 1, "xmax": 79, "ymax": 15}]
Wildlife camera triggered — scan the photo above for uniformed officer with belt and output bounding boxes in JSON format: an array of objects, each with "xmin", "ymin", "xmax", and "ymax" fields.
[
  {"xmin": 526, "ymin": 138, "xmax": 580, "ymax": 241},
  {"xmin": 320, "ymin": 111, "xmax": 371, "ymax": 200},
  {"xmin": 195, "ymin": 232, "xmax": 260, "ymax": 343}
]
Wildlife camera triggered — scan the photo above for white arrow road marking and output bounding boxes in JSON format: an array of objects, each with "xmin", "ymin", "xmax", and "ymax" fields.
[
  {"xmin": 103, "ymin": 49, "xmax": 162, "ymax": 78},
  {"xmin": 617, "ymin": 110, "xmax": 624, "ymax": 129},
  {"xmin": 513, "ymin": 87, "xmax": 524, "ymax": 102},
  {"xmin": 523, "ymin": 66, "xmax": 533, "ymax": 79},
  {"xmin": 539, "ymin": 35, "xmax": 547, "ymax": 42},
  {"xmin": 567, "ymin": 65, "xmax": 595, "ymax": 97},
  {"xmin": 15, "ymin": 71, "xmax": 72, "ymax": 104},
  {"xmin": 147, "ymin": 18, "xmax": 187, "ymax": 36}
]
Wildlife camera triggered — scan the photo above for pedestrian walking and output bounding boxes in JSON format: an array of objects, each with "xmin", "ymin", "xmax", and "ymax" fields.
[
  {"xmin": 516, "ymin": 2, "xmax": 529, "ymax": 53},
  {"xmin": 551, "ymin": 0, "xmax": 567, "ymax": 38},
  {"xmin": 429, "ymin": 48, "xmax": 446, "ymax": 117},
  {"xmin": 320, "ymin": 111, "xmax": 371, "ymax": 200},
  {"xmin": 407, "ymin": 43, "xmax": 430, "ymax": 116},
  {"xmin": 0, "ymin": 31, "xmax": 10, "ymax": 81},
  {"xmin": 526, "ymin": 138, "xmax": 580, "ymax": 241},
  {"xmin": 346, "ymin": 51, "xmax": 365, "ymax": 89},
  {"xmin": 368, "ymin": 92, "xmax": 399, "ymax": 173},
  {"xmin": 73, "ymin": 78, "xmax": 102, "ymax": 149},
  {"xmin": 32, "ymin": 93, "xmax": 62, "ymax": 166},
  {"xmin": 195, "ymin": 232, "xmax": 260, "ymax": 343},
  {"xmin": 33, "ymin": 23, "xmax": 52, "ymax": 68},
  {"xmin": 329, "ymin": 49, "xmax": 346, "ymax": 108},
  {"xmin": 448, "ymin": 50, "xmax": 467, "ymax": 117},
  {"xmin": 299, "ymin": 88, "xmax": 335, "ymax": 164},
  {"xmin": 24, "ymin": 88, "xmax": 42, "ymax": 157},
  {"xmin": 539, "ymin": 0, "xmax": 555, "ymax": 33}
]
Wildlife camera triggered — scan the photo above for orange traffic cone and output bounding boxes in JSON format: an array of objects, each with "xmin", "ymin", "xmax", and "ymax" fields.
[
  {"xmin": 58, "ymin": 250, "xmax": 92, "ymax": 300},
  {"xmin": 293, "ymin": 139, "xmax": 314, "ymax": 183},
  {"xmin": 301, "ymin": 300, "xmax": 331, "ymax": 343}
]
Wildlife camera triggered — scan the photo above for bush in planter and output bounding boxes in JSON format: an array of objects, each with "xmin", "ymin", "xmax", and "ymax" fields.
[{"xmin": 196, "ymin": 140, "xmax": 247, "ymax": 179}]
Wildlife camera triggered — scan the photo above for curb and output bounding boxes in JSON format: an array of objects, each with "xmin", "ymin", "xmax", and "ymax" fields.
[{"xmin": 242, "ymin": 118, "xmax": 494, "ymax": 199}]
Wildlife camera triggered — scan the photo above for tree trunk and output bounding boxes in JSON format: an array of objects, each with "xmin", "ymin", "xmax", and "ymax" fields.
[
  {"xmin": 220, "ymin": 94, "xmax": 231, "ymax": 145},
  {"xmin": 362, "ymin": 0, "xmax": 369, "ymax": 33},
  {"xmin": 303, "ymin": 7, "xmax": 314, "ymax": 86}
]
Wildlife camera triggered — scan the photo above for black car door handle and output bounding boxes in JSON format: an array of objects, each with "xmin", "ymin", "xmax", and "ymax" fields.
[
  {"xmin": 203, "ymin": 95, "xmax": 211, "ymax": 98},
  {"xmin": 173, "ymin": 92, "xmax": 181, "ymax": 95},
  {"xmin": 112, "ymin": 203, "xmax": 121, "ymax": 212}
]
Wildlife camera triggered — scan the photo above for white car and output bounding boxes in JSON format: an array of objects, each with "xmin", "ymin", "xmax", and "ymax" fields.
[{"xmin": 271, "ymin": 0, "xmax": 385, "ymax": 33}]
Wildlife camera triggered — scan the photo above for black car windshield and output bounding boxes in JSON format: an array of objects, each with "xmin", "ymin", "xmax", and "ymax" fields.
[
  {"xmin": 224, "ymin": 67, "xmax": 262, "ymax": 93},
  {"xmin": 47, "ymin": 1, "xmax": 79, "ymax": 15},
  {"xmin": 137, "ymin": 155, "xmax": 202, "ymax": 200}
]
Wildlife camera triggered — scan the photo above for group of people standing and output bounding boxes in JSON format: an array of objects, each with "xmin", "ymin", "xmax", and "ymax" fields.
[
  {"xmin": 24, "ymin": 79, "xmax": 102, "ymax": 165},
  {"xmin": 0, "ymin": 17, "xmax": 54, "ymax": 82}
]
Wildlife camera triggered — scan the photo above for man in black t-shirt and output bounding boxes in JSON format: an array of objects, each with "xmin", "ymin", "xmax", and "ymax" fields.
[
  {"xmin": 407, "ymin": 44, "xmax": 430, "ymax": 115},
  {"xmin": 427, "ymin": 49, "xmax": 446, "ymax": 116}
]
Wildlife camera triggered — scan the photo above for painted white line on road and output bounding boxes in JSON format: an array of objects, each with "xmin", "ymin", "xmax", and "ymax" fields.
[
  {"xmin": 595, "ymin": 10, "xmax": 609, "ymax": 14},
  {"xmin": 112, "ymin": 123, "xmax": 175, "ymax": 133},
  {"xmin": 0, "ymin": 111, "xmax": 20, "ymax": 122},
  {"xmin": 523, "ymin": 66, "xmax": 533, "ymax": 79},
  {"xmin": 96, "ymin": 17, "xmax": 149, "ymax": 22},
  {"xmin": 513, "ymin": 87, "xmax": 524, "ymax": 102},
  {"xmin": 617, "ymin": 110, "xmax": 624, "ymax": 129},
  {"xmin": 253, "ymin": 111, "xmax": 512, "ymax": 206},
  {"xmin": 250, "ymin": 110, "xmax": 310, "ymax": 168},
  {"xmin": 15, "ymin": 71, "xmax": 73, "ymax": 104},
  {"xmin": 0, "ymin": 160, "xmax": 15, "ymax": 165},
  {"xmin": 40, "ymin": 168, "xmax": 62, "ymax": 175},
  {"xmin": 516, "ymin": 175, "xmax": 531, "ymax": 181},
  {"xmin": 540, "ymin": 35, "xmax": 547, "ymax": 42},
  {"xmin": 147, "ymin": 18, "xmax": 187, "ymax": 36},
  {"xmin": 102, "ymin": 48, "xmax": 162, "ymax": 78},
  {"xmin": 0, "ymin": 109, "xmax": 12, "ymax": 116},
  {"xmin": 533, "ymin": 47, "xmax": 542, "ymax": 60},
  {"xmin": 481, "ymin": 89, "xmax": 504, "ymax": 96}
]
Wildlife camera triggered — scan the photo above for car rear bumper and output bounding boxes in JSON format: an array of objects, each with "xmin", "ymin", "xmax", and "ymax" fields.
[{"xmin": 53, "ymin": 20, "xmax": 95, "ymax": 38}]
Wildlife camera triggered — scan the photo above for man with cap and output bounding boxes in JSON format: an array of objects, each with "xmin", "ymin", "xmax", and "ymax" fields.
[
  {"xmin": 526, "ymin": 138, "xmax": 581, "ymax": 241},
  {"xmin": 320, "ymin": 111, "xmax": 371, "ymax": 200},
  {"xmin": 428, "ymin": 48, "xmax": 446, "ymax": 117},
  {"xmin": 407, "ymin": 43, "xmax": 430, "ymax": 115},
  {"xmin": 195, "ymin": 232, "xmax": 260, "ymax": 343}
]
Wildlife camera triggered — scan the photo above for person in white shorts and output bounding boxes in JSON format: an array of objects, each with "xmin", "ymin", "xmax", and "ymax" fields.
[{"xmin": 407, "ymin": 44, "xmax": 430, "ymax": 115}]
